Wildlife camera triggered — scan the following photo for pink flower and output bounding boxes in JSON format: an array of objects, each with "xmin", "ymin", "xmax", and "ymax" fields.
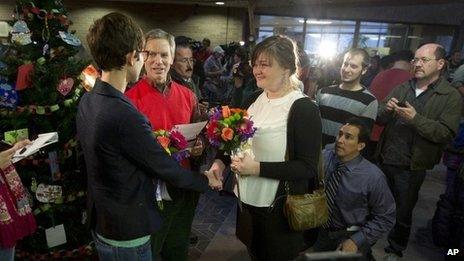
[{"xmin": 170, "ymin": 130, "xmax": 188, "ymax": 150}]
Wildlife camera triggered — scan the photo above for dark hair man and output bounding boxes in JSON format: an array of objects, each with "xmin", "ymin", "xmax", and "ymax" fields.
[
  {"xmin": 369, "ymin": 50, "xmax": 414, "ymax": 153},
  {"xmin": 448, "ymin": 50, "xmax": 463, "ymax": 82},
  {"xmin": 77, "ymin": 13, "xmax": 220, "ymax": 260},
  {"xmin": 316, "ymin": 48, "xmax": 378, "ymax": 147},
  {"xmin": 313, "ymin": 117, "xmax": 395, "ymax": 260},
  {"xmin": 170, "ymin": 39, "xmax": 208, "ymax": 115},
  {"xmin": 377, "ymin": 43, "xmax": 462, "ymax": 259}
]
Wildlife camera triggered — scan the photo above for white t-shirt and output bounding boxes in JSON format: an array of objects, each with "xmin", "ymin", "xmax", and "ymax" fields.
[{"xmin": 238, "ymin": 89, "xmax": 305, "ymax": 207}]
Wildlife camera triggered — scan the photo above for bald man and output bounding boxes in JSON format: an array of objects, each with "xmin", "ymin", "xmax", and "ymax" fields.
[{"xmin": 376, "ymin": 43, "xmax": 462, "ymax": 259}]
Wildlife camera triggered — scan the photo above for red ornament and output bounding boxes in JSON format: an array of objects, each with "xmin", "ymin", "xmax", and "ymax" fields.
[
  {"xmin": 57, "ymin": 77, "xmax": 74, "ymax": 96},
  {"xmin": 16, "ymin": 63, "xmax": 34, "ymax": 90}
]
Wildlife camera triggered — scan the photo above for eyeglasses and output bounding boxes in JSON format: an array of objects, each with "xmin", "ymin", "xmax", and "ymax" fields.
[
  {"xmin": 175, "ymin": 58, "xmax": 195, "ymax": 64},
  {"xmin": 136, "ymin": 50, "xmax": 149, "ymax": 62},
  {"xmin": 411, "ymin": 57, "xmax": 440, "ymax": 65}
]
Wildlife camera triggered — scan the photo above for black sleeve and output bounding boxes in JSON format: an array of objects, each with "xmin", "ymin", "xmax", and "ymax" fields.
[
  {"xmin": 119, "ymin": 108, "xmax": 209, "ymax": 192},
  {"xmin": 260, "ymin": 98, "xmax": 322, "ymax": 181}
]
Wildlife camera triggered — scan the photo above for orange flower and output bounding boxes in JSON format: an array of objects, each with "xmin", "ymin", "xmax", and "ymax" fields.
[
  {"xmin": 222, "ymin": 106, "xmax": 231, "ymax": 118},
  {"xmin": 221, "ymin": 127, "xmax": 234, "ymax": 141},
  {"xmin": 157, "ymin": 136, "xmax": 171, "ymax": 150},
  {"xmin": 231, "ymin": 108, "xmax": 248, "ymax": 117}
]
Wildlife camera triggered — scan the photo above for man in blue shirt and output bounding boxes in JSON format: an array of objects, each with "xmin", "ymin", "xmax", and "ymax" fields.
[{"xmin": 313, "ymin": 117, "xmax": 396, "ymax": 259}]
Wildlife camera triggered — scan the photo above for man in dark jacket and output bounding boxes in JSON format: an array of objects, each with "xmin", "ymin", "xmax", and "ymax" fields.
[
  {"xmin": 377, "ymin": 43, "xmax": 462, "ymax": 260},
  {"xmin": 77, "ymin": 13, "xmax": 220, "ymax": 261}
]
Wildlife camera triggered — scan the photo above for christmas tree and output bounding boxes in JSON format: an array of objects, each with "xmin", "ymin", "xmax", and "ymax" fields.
[{"xmin": 0, "ymin": 0, "xmax": 92, "ymax": 259}]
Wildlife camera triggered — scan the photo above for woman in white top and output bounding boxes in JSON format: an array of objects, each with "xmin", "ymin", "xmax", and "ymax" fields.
[{"xmin": 209, "ymin": 35, "xmax": 322, "ymax": 260}]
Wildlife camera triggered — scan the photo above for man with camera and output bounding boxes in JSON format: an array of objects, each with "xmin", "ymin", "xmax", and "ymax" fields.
[{"xmin": 377, "ymin": 43, "xmax": 462, "ymax": 260}]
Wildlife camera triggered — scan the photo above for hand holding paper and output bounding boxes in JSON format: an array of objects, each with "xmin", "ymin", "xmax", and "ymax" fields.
[{"xmin": 12, "ymin": 132, "xmax": 58, "ymax": 163}]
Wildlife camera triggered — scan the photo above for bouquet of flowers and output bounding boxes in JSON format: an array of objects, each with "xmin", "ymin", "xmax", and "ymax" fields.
[
  {"xmin": 153, "ymin": 129, "xmax": 190, "ymax": 162},
  {"xmin": 205, "ymin": 106, "xmax": 257, "ymax": 153}
]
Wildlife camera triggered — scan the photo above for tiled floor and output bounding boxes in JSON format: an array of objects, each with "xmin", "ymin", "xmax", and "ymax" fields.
[
  {"xmin": 189, "ymin": 164, "xmax": 451, "ymax": 260},
  {"xmin": 188, "ymin": 190, "xmax": 237, "ymax": 260}
]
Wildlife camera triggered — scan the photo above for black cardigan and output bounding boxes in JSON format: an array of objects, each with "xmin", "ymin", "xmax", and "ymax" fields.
[{"xmin": 221, "ymin": 90, "xmax": 322, "ymax": 196}]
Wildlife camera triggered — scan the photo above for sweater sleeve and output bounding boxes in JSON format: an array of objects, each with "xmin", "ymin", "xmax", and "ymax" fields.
[{"xmin": 260, "ymin": 98, "xmax": 322, "ymax": 181}]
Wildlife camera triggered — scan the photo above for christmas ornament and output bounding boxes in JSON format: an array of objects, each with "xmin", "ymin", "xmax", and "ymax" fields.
[
  {"xmin": 57, "ymin": 77, "xmax": 74, "ymax": 96},
  {"xmin": 58, "ymin": 31, "xmax": 81, "ymax": 46},
  {"xmin": 80, "ymin": 64, "xmax": 99, "ymax": 91},
  {"xmin": 36, "ymin": 183, "xmax": 62, "ymax": 203},
  {"xmin": 15, "ymin": 63, "xmax": 34, "ymax": 90},
  {"xmin": 0, "ymin": 80, "xmax": 18, "ymax": 108},
  {"xmin": 10, "ymin": 20, "xmax": 31, "ymax": 45}
]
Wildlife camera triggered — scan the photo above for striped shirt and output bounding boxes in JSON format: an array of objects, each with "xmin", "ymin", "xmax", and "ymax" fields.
[{"xmin": 316, "ymin": 85, "xmax": 378, "ymax": 146}]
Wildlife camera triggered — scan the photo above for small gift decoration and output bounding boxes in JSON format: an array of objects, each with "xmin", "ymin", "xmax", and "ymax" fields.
[
  {"xmin": 79, "ymin": 64, "xmax": 99, "ymax": 91},
  {"xmin": 0, "ymin": 80, "xmax": 18, "ymax": 108},
  {"xmin": 16, "ymin": 63, "xmax": 34, "ymax": 90},
  {"xmin": 36, "ymin": 183, "xmax": 63, "ymax": 203},
  {"xmin": 57, "ymin": 77, "xmax": 74, "ymax": 96},
  {"xmin": 205, "ymin": 106, "xmax": 256, "ymax": 153},
  {"xmin": 10, "ymin": 20, "xmax": 31, "ymax": 45}
]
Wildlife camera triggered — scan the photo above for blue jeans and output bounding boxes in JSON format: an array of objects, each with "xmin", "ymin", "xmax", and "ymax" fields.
[
  {"xmin": 0, "ymin": 247, "xmax": 15, "ymax": 261},
  {"xmin": 92, "ymin": 232, "xmax": 152, "ymax": 261}
]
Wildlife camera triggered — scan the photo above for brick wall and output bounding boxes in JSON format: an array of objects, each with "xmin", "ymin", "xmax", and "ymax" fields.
[{"xmin": 0, "ymin": 0, "xmax": 245, "ymax": 49}]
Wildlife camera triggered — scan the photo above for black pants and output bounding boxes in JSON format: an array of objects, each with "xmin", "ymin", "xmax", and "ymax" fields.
[
  {"xmin": 380, "ymin": 164, "xmax": 426, "ymax": 252},
  {"xmin": 313, "ymin": 229, "xmax": 372, "ymax": 260},
  {"xmin": 238, "ymin": 200, "xmax": 305, "ymax": 261}
]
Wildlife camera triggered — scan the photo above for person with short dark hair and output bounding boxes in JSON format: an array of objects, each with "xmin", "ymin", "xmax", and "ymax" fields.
[
  {"xmin": 369, "ymin": 50, "xmax": 414, "ymax": 157},
  {"xmin": 316, "ymin": 48, "xmax": 378, "ymax": 147},
  {"xmin": 313, "ymin": 118, "xmax": 395, "ymax": 260},
  {"xmin": 448, "ymin": 50, "xmax": 463, "ymax": 82},
  {"xmin": 377, "ymin": 43, "xmax": 462, "ymax": 260},
  {"xmin": 77, "ymin": 13, "xmax": 220, "ymax": 261},
  {"xmin": 170, "ymin": 39, "xmax": 204, "ymax": 105}
]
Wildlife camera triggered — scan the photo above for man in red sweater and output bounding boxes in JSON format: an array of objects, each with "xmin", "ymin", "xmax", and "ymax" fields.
[
  {"xmin": 368, "ymin": 50, "xmax": 413, "ymax": 156},
  {"xmin": 126, "ymin": 29, "xmax": 204, "ymax": 261}
]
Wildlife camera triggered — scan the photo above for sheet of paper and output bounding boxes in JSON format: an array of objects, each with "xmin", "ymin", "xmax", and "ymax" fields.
[
  {"xmin": 12, "ymin": 132, "xmax": 58, "ymax": 163},
  {"xmin": 45, "ymin": 224, "xmax": 67, "ymax": 248},
  {"xmin": 173, "ymin": 121, "xmax": 207, "ymax": 141}
]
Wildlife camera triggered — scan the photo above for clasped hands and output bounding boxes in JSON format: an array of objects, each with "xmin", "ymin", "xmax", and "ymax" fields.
[
  {"xmin": 386, "ymin": 97, "xmax": 416, "ymax": 121},
  {"xmin": 203, "ymin": 153, "xmax": 260, "ymax": 191}
]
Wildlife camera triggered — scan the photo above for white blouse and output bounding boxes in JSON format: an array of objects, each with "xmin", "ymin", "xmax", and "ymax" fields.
[{"xmin": 238, "ymin": 90, "xmax": 305, "ymax": 207}]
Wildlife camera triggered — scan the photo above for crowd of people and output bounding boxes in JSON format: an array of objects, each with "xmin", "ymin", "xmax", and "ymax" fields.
[{"xmin": 2, "ymin": 11, "xmax": 464, "ymax": 261}]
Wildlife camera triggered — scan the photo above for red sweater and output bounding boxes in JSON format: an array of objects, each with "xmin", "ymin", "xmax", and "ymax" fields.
[
  {"xmin": 126, "ymin": 78, "xmax": 197, "ymax": 168},
  {"xmin": 369, "ymin": 68, "xmax": 412, "ymax": 141},
  {"xmin": 126, "ymin": 78, "xmax": 196, "ymax": 130}
]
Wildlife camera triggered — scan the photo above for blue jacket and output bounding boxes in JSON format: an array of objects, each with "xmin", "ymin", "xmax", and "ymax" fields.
[{"xmin": 76, "ymin": 80, "xmax": 208, "ymax": 241}]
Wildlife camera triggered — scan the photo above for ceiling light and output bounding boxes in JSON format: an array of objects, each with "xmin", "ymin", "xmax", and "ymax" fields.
[
  {"xmin": 307, "ymin": 20, "xmax": 332, "ymax": 25},
  {"xmin": 215, "ymin": 1, "xmax": 225, "ymax": 5},
  {"xmin": 299, "ymin": 19, "xmax": 332, "ymax": 25}
]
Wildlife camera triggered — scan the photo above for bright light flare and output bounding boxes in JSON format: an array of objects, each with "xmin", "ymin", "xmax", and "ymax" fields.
[{"xmin": 317, "ymin": 40, "xmax": 337, "ymax": 59}]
